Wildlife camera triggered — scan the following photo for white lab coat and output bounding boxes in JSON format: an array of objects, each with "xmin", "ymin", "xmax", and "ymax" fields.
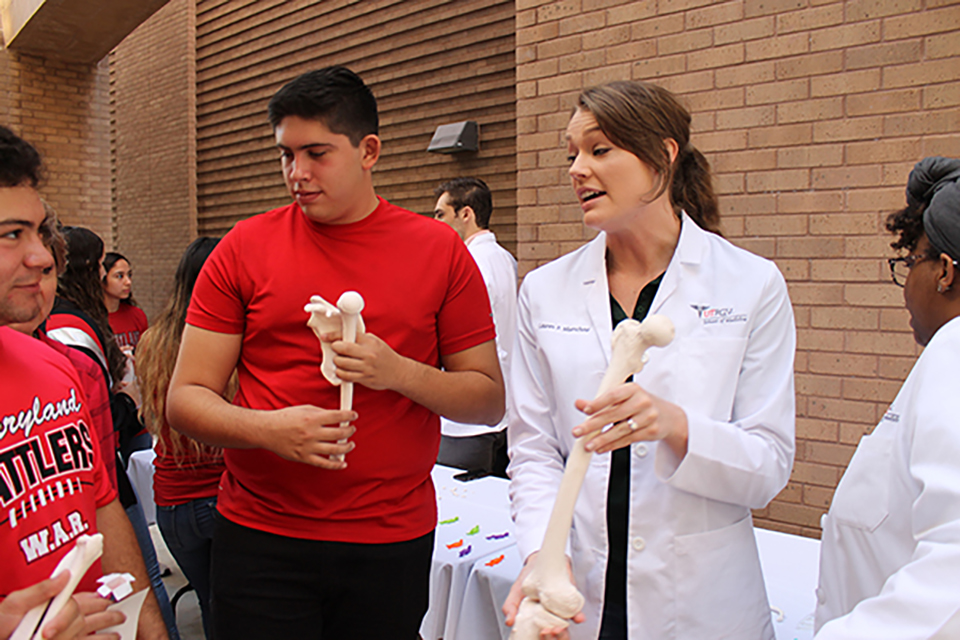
[
  {"xmin": 815, "ymin": 315, "xmax": 960, "ymax": 639},
  {"xmin": 442, "ymin": 230, "xmax": 518, "ymax": 437},
  {"xmin": 508, "ymin": 213, "xmax": 796, "ymax": 640}
]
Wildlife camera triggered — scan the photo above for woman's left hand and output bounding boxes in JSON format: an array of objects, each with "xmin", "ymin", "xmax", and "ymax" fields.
[{"xmin": 573, "ymin": 382, "xmax": 689, "ymax": 458}]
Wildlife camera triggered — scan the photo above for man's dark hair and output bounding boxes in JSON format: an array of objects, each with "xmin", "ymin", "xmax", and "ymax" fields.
[
  {"xmin": 0, "ymin": 125, "xmax": 43, "ymax": 188},
  {"xmin": 435, "ymin": 177, "xmax": 493, "ymax": 229},
  {"xmin": 267, "ymin": 66, "xmax": 378, "ymax": 146}
]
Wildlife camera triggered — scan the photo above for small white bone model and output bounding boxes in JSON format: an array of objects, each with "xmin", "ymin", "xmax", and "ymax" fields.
[
  {"xmin": 510, "ymin": 314, "xmax": 674, "ymax": 640},
  {"xmin": 305, "ymin": 292, "xmax": 366, "ymax": 461},
  {"xmin": 11, "ymin": 533, "xmax": 104, "ymax": 640}
]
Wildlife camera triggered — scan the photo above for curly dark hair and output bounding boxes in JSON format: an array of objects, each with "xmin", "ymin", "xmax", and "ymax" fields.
[
  {"xmin": 885, "ymin": 201, "xmax": 954, "ymax": 261},
  {"xmin": 885, "ymin": 203, "xmax": 927, "ymax": 254}
]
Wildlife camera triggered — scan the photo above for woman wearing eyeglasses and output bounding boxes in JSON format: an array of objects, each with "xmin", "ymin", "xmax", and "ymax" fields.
[{"xmin": 815, "ymin": 156, "xmax": 960, "ymax": 638}]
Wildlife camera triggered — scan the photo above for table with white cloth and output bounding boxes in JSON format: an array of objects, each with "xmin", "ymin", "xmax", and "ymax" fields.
[
  {"xmin": 126, "ymin": 454, "xmax": 821, "ymax": 640},
  {"xmin": 128, "ymin": 448, "xmax": 158, "ymax": 525},
  {"xmin": 454, "ymin": 523, "xmax": 821, "ymax": 640},
  {"xmin": 419, "ymin": 465, "xmax": 518, "ymax": 640}
]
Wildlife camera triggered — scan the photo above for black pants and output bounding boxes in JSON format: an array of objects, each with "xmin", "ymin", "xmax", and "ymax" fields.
[{"xmin": 210, "ymin": 514, "xmax": 433, "ymax": 640}]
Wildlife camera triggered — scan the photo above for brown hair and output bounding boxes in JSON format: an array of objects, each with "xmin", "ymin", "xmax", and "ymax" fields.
[
  {"xmin": 137, "ymin": 237, "xmax": 232, "ymax": 459},
  {"xmin": 576, "ymin": 81, "xmax": 720, "ymax": 234},
  {"xmin": 39, "ymin": 202, "xmax": 67, "ymax": 273},
  {"xmin": 58, "ymin": 226, "xmax": 127, "ymax": 385}
]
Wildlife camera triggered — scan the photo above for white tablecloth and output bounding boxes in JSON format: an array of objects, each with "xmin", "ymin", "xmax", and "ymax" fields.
[
  {"xmin": 456, "ymin": 525, "xmax": 821, "ymax": 640},
  {"xmin": 127, "ymin": 449, "xmax": 157, "ymax": 525},
  {"xmin": 420, "ymin": 465, "xmax": 517, "ymax": 640}
]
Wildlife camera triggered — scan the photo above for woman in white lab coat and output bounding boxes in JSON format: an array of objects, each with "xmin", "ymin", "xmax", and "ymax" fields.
[
  {"xmin": 815, "ymin": 157, "xmax": 960, "ymax": 639},
  {"xmin": 503, "ymin": 81, "xmax": 796, "ymax": 640}
]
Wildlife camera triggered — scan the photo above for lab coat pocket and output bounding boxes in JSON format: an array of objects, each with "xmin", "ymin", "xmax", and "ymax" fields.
[
  {"xmin": 674, "ymin": 515, "xmax": 773, "ymax": 639},
  {"xmin": 830, "ymin": 433, "xmax": 892, "ymax": 532},
  {"xmin": 678, "ymin": 337, "xmax": 747, "ymax": 420}
]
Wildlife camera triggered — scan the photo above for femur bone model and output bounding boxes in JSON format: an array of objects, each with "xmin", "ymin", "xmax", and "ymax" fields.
[{"xmin": 510, "ymin": 314, "xmax": 675, "ymax": 640}]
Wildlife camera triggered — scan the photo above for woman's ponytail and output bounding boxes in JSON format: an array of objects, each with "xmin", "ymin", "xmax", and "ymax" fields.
[{"xmin": 672, "ymin": 145, "xmax": 720, "ymax": 235}]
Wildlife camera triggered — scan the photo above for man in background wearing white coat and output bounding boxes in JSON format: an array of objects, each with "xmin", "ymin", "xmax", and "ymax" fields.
[{"xmin": 434, "ymin": 178, "xmax": 517, "ymax": 477}]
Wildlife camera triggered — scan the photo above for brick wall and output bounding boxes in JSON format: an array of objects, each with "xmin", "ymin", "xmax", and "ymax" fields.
[
  {"xmin": 110, "ymin": 0, "xmax": 197, "ymax": 319},
  {"xmin": 517, "ymin": 0, "xmax": 960, "ymax": 536},
  {"xmin": 191, "ymin": 0, "xmax": 517, "ymax": 252},
  {"xmin": 0, "ymin": 43, "xmax": 111, "ymax": 239}
]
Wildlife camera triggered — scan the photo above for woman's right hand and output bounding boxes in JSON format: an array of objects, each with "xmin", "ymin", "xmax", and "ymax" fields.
[{"xmin": 502, "ymin": 552, "xmax": 585, "ymax": 640}]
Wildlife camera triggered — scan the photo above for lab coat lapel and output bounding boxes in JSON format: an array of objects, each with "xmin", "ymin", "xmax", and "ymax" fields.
[
  {"xmin": 582, "ymin": 233, "xmax": 613, "ymax": 366},
  {"xmin": 649, "ymin": 211, "xmax": 707, "ymax": 315}
]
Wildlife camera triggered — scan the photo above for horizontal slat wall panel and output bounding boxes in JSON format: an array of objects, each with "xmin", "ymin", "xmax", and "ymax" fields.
[{"xmin": 194, "ymin": 0, "xmax": 517, "ymax": 253}]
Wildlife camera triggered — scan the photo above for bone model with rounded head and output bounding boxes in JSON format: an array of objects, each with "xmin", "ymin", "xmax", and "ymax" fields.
[
  {"xmin": 304, "ymin": 292, "xmax": 366, "ymax": 461},
  {"xmin": 509, "ymin": 314, "xmax": 674, "ymax": 640}
]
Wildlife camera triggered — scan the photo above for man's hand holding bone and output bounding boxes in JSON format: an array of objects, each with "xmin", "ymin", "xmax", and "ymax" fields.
[
  {"xmin": 322, "ymin": 331, "xmax": 411, "ymax": 392},
  {"xmin": 260, "ymin": 405, "xmax": 357, "ymax": 470}
]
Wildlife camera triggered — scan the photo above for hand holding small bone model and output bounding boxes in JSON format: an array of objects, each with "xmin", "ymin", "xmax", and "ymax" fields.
[
  {"xmin": 508, "ymin": 315, "xmax": 675, "ymax": 640},
  {"xmin": 262, "ymin": 405, "xmax": 357, "ymax": 469},
  {"xmin": 11, "ymin": 534, "xmax": 105, "ymax": 640},
  {"xmin": 330, "ymin": 332, "xmax": 409, "ymax": 392},
  {"xmin": 0, "ymin": 574, "xmax": 91, "ymax": 640}
]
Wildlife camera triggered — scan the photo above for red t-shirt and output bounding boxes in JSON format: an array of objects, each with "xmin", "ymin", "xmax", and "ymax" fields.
[
  {"xmin": 153, "ymin": 427, "xmax": 224, "ymax": 507},
  {"xmin": 0, "ymin": 327, "xmax": 116, "ymax": 598},
  {"xmin": 186, "ymin": 197, "xmax": 495, "ymax": 543},
  {"xmin": 108, "ymin": 303, "xmax": 148, "ymax": 350}
]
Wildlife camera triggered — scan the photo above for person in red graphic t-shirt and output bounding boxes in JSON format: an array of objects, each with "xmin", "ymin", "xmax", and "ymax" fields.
[
  {"xmin": 167, "ymin": 66, "xmax": 505, "ymax": 639},
  {"xmin": 0, "ymin": 125, "xmax": 168, "ymax": 640},
  {"xmin": 102, "ymin": 252, "xmax": 148, "ymax": 353}
]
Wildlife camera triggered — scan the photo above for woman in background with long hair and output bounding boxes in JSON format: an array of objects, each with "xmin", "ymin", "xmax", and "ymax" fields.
[
  {"xmin": 47, "ymin": 227, "xmax": 128, "ymax": 389},
  {"xmin": 102, "ymin": 250, "xmax": 148, "ymax": 351},
  {"xmin": 138, "ymin": 237, "xmax": 226, "ymax": 639}
]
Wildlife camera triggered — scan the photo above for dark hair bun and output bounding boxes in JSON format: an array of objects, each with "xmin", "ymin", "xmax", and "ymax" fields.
[{"xmin": 906, "ymin": 156, "xmax": 960, "ymax": 207}]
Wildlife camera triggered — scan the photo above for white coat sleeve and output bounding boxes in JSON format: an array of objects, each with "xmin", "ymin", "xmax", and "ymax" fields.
[
  {"xmin": 507, "ymin": 282, "xmax": 566, "ymax": 560},
  {"xmin": 655, "ymin": 264, "xmax": 796, "ymax": 509},
  {"xmin": 815, "ymin": 352, "xmax": 960, "ymax": 640}
]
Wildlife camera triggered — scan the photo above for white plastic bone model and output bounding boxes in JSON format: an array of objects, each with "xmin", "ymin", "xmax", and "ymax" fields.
[
  {"xmin": 11, "ymin": 533, "xmax": 104, "ymax": 640},
  {"xmin": 510, "ymin": 314, "xmax": 674, "ymax": 640},
  {"xmin": 305, "ymin": 292, "xmax": 366, "ymax": 461}
]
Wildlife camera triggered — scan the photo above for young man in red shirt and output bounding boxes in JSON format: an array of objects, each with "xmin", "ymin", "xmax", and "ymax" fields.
[
  {"xmin": 167, "ymin": 67, "xmax": 504, "ymax": 638},
  {"xmin": 0, "ymin": 125, "xmax": 168, "ymax": 639}
]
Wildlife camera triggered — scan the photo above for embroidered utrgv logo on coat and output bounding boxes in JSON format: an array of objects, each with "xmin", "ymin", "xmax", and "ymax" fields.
[{"xmin": 691, "ymin": 304, "xmax": 748, "ymax": 325}]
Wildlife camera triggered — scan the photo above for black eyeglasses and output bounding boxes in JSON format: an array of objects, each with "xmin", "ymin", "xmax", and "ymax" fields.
[
  {"xmin": 888, "ymin": 254, "xmax": 928, "ymax": 287},
  {"xmin": 888, "ymin": 253, "xmax": 960, "ymax": 287}
]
